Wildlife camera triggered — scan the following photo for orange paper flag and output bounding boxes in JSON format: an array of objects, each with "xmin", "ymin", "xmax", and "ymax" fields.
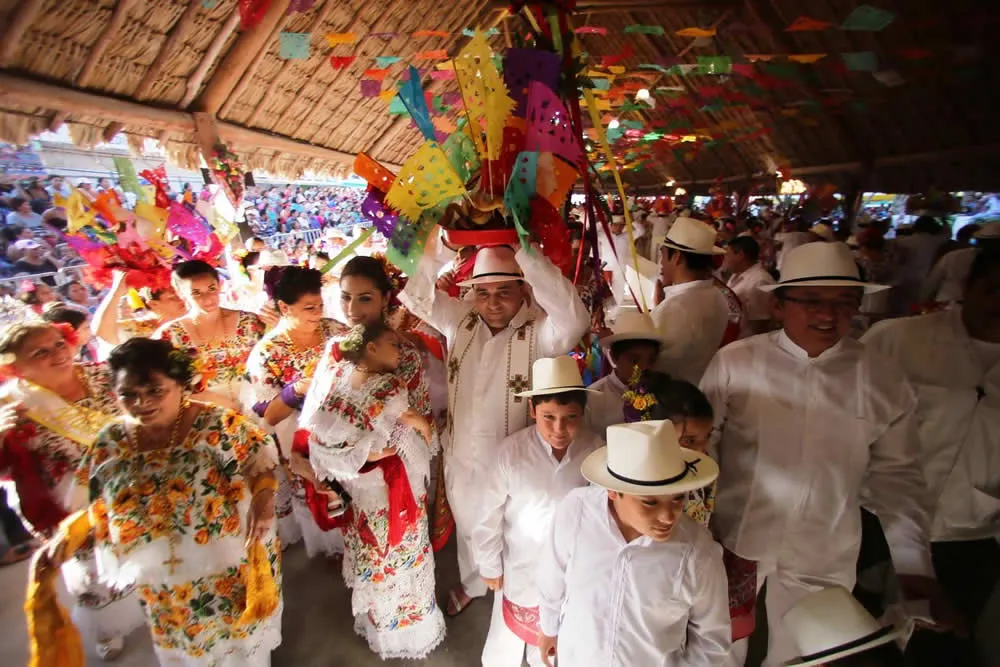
[
  {"xmin": 788, "ymin": 53, "xmax": 827, "ymax": 64},
  {"xmin": 415, "ymin": 49, "xmax": 449, "ymax": 60},
  {"xmin": 413, "ymin": 29, "xmax": 450, "ymax": 38},
  {"xmin": 326, "ymin": 33, "xmax": 358, "ymax": 46},
  {"xmin": 785, "ymin": 16, "xmax": 833, "ymax": 32},
  {"xmin": 363, "ymin": 68, "xmax": 390, "ymax": 81},
  {"xmin": 676, "ymin": 27, "xmax": 717, "ymax": 38}
]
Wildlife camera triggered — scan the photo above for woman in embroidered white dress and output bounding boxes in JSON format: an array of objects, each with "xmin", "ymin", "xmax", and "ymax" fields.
[
  {"xmin": 63, "ymin": 338, "xmax": 283, "ymax": 666},
  {"xmin": 0, "ymin": 321, "xmax": 143, "ymax": 659},
  {"xmin": 299, "ymin": 321, "xmax": 445, "ymax": 659},
  {"xmin": 244, "ymin": 266, "xmax": 347, "ymax": 556},
  {"xmin": 156, "ymin": 260, "xmax": 267, "ymax": 410}
]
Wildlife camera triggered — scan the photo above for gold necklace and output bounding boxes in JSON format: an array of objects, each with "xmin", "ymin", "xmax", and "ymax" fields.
[{"xmin": 128, "ymin": 402, "xmax": 188, "ymax": 452}]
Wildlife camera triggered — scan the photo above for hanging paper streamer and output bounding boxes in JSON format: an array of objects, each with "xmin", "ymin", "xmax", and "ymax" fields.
[
  {"xmin": 375, "ymin": 56, "xmax": 402, "ymax": 68},
  {"xmin": 841, "ymin": 5, "xmax": 895, "ymax": 31},
  {"xmin": 239, "ymin": 0, "xmax": 271, "ymax": 30},
  {"xmin": 504, "ymin": 152, "xmax": 538, "ymax": 248},
  {"xmin": 785, "ymin": 16, "xmax": 833, "ymax": 31},
  {"xmin": 397, "ymin": 65, "xmax": 437, "ymax": 142},
  {"xmin": 167, "ymin": 203, "xmax": 212, "ymax": 248},
  {"xmin": 329, "ymin": 56, "xmax": 355, "ymax": 70},
  {"xmin": 503, "ymin": 48, "xmax": 562, "ymax": 117},
  {"xmin": 676, "ymin": 27, "xmax": 717, "ymax": 38},
  {"xmin": 326, "ymin": 33, "xmax": 358, "ymax": 46},
  {"xmin": 524, "ymin": 82, "xmax": 582, "ymax": 167},
  {"xmin": 430, "ymin": 70, "xmax": 456, "ymax": 81},
  {"xmin": 624, "ymin": 24, "xmax": 665, "ymax": 36},
  {"xmin": 415, "ymin": 50, "xmax": 449, "ymax": 60},
  {"xmin": 287, "ymin": 0, "xmax": 315, "ymax": 12},
  {"xmin": 353, "ymin": 153, "xmax": 396, "ymax": 193},
  {"xmin": 361, "ymin": 191, "xmax": 400, "ymax": 237},
  {"xmin": 531, "ymin": 198, "xmax": 572, "ymax": 277},
  {"xmin": 788, "ymin": 53, "xmax": 827, "ymax": 64},
  {"xmin": 537, "ymin": 154, "xmax": 578, "ymax": 210},
  {"xmin": 384, "ymin": 141, "xmax": 466, "ymax": 221},
  {"xmin": 574, "ymin": 25, "xmax": 608, "ymax": 35},
  {"xmin": 360, "ymin": 80, "xmax": 382, "ymax": 97},
  {"xmin": 698, "ymin": 55, "xmax": 732, "ymax": 74},
  {"xmin": 440, "ymin": 124, "xmax": 481, "ymax": 184},
  {"xmin": 279, "ymin": 32, "xmax": 310, "ymax": 60},
  {"xmin": 453, "ymin": 32, "xmax": 515, "ymax": 161}
]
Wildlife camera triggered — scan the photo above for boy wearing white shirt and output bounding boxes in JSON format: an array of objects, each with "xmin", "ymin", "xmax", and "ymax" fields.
[
  {"xmin": 474, "ymin": 357, "xmax": 603, "ymax": 667},
  {"xmin": 587, "ymin": 311, "xmax": 665, "ymax": 436},
  {"xmin": 537, "ymin": 420, "xmax": 731, "ymax": 667}
]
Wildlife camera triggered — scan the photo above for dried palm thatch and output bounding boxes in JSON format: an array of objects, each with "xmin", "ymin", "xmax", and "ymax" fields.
[{"xmin": 0, "ymin": 0, "xmax": 996, "ymax": 191}]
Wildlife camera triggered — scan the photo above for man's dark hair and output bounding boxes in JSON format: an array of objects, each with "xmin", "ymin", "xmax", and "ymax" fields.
[
  {"xmin": 8, "ymin": 196, "xmax": 26, "ymax": 210},
  {"xmin": 666, "ymin": 247, "xmax": 715, "ymax": 272},
  {"xmin": 530, "ymin": 390, "xmax": 589, "ymax": 411},
  {"xmin": 913, "ymin": 216, "xmax": 942, "ymax": 235},
  {"xmin": 727, "ymin": 235, "xmax": 761, "ymax": 263}
]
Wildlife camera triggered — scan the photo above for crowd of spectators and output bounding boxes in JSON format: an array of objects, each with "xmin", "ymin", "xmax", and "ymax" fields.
[{"xmin": 242, "ymin": 184, "xmax": 370, "ymax": 236}]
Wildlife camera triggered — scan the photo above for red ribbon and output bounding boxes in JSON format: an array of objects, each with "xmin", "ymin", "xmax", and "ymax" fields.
[
  {"xmin": 0, "ymin": 423, "xmax": 67, "ymax": 533},
  {"xmin": 292, "ymin": 430, "xmax": 343, "ymax": 531},
  {"xmin": 359, "ymin": 454, "xmax": 419, "ymax": 547}
]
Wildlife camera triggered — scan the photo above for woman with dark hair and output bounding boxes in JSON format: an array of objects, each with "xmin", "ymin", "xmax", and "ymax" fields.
[
  {"xmin": 244, "ymin": 266, "xmax": 347, "ymax": 556},
  {"xmin": 17, "ymin": 279, "xmax": 56, "ymax": 314},
  {"xmin": 33, "ymin": 337, "xmax": 282, "ymax": 666},
  {"xmin": 156, "ymin": 260, "xmax": 266, "ymax": 410},
  {"xmin": 92, "ymin": 270, "xmax": 187, "ymax": 354},
  {"xmin": 42, "ymin": 301, "xmax": 97, "ymax": 361},
  {"xmin": 0, "ymin": 321, "xmax": 143, "ymax": 659}
]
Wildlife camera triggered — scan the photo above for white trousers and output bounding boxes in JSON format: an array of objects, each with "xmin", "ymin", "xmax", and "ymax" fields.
[
  {"xmin": 482, "ymin": 594, "xmax": 544, "ymax": 667},
  {"xmin": 445, "ymin": 457, "xmax": 488, "ymax": 598}
]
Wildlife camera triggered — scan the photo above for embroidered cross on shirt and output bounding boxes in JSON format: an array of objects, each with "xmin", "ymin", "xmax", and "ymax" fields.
[
  {"xmin": 162, "ymin": 535, "xmax": 183, "ymax": 576},
  {"xmin": 509, "ymin": 374, "xmax": 529, "ymax": 401},
  {"xmin": 448, "ymin": 358, "xmax": 461, "ymax": 383}
]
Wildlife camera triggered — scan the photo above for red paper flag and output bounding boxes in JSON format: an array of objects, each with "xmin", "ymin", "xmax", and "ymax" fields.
[
  {"xmin": 786, "ymin": 16, "xmax": 833, "ymax": 31},
  {"xmin": 574, "ymin": 26, "xmax": 608, "ymax": 35},
  {"xmin": 329, "ymin": 56, "xmax": 355, "ymax": 70}
]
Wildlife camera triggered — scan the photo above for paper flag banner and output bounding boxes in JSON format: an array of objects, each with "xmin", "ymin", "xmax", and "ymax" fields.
[
  {"xmin": 360, "ymin": 190, "xmax": 400, "ymax": 237},
  {"xmin": 360, "ymin": 79, "xmax": 382, "ymax": 97},
  {"xmin": 841, "ymin": 5, "xmax": 895, "ymax": 31},
  {"xmin": 638, "ymin": 63, "xmax": 671, "ymax": 74},
  {"xmin": 378, "ymin": 89, "xmax": 397, "ymax": 104},
  {"xmin": 279, "ymin": 32, "xmax": 310, "ymax": 60},
  {"xmin": 432, "ymin": 116, "xmax": 457, "ymax": 133},
  {"xmin": 536, "ymin": 154, "xmax": 578, "ymax": 210},
  {"xmin": 388, "ymin": 96, "xmax": 409, "ymax": 114},
  {"xmin": 329, "ymin": 55, "xmax": 355, "ymax": 69},
  {"xmin": 202, "ymin": 0, "xmax": 217, "ymax": 7},
  {"xmin": 505, "ymin": 152, "xmax": 538, "ymax": 247},
  {"xmin": 698, "ymin": 55, "xmax": 731, "ymax": 74},
  {"xmin": 415, "ymin": 50, "xmax": 449, "ymax": 60},
  {"xmin": 363, "ymin": 68, "xmax": 390, "ymax": 81},
  {"xmin": 368, "ymin": 32, "xmax": 398, "ymax": 40},
  {"xmin": 441, "ymin": 124, "xmax": 481, "ymax": 183},
  {"xmin": 591, "ymin": 78, "xmax": 611, "ymax": 91},
  {"xmin": 504, "ymin": 48, "xmax": 562, "ymax": 117},
  {"xmin": 788, "ymin": 53, "xmax": 827, "ymax": 64},
  {"xmin": 462, "ymin": 28, "xmax": 499, "ymax": 37},
  {"xmin": 397, "ymin": 65, "xmax": 437, "ymax": 142},
  {"xmin": 385, "ymin": 140, "xmax": 465, "ymax": 221},
  {"xmin": 524, "ymin": 82, "xmax": 582, "ymax": 166},
  {"xmin": 625, "ymin": 24, "xmax": 665, "ymax": 36},
  {"xmin": 841, "ymin": 51, "xmax": 878, "ymax": 72},
  {"xmin": 575, "ymin": 26, "xmax": 608, "ymax": 35},
  {"xmin": 413, "ymin": 29, "xmax": 450, "ymax": 38},
  {"xmin": 430, "ymin": 69, "xmax": 456, "ymax": 81},
  {"xmin": 676, "ymin": 27, "xmax": 716, "ymax": 38},
  {"xmin": 454, "ymin": 31, "xmax": 514, "ymax": 160},
  {"xmin": 287, "ymin": 0, "xmax": 316, "ymax": 12},
  {"xmin": 745, "ymin": 54, "xmax": 775, "ymax": 63},
  {"xmin": 873, "ymin": 69, "xmax": 904, "ymax": 86},
  {"xmin": 375, "ymin": 56, "xmax": 402, "ymax": 68},
  {"xmin": 326, "ymin": 32, "xmax": 357, "ymax": 46},
  {"xmin": 785, "ymin": 16, "xmax": 832, "ymax": 31},
  {"xmin": 674, "ymin": 64, "xmax": 699, "ymax": 75}
]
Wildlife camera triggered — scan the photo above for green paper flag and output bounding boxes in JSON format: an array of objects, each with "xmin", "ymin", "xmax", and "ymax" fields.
[
  {"xmin": 591, "ymin": 78, "xmax": 611, "ymax": 91},
  {"xmin": 698, "ymin": 55, "xmax": 732, "ymax": 75},
  {"xmin": 841, "ymin": 5, "xmax": 895, "ymax": 31},
  {"xmin": 841, "ymin": 51, "xmax": 878, "ymax": 72},
  {"xmin": 625, "ymin": 25, "xmax": 665, "ymax": 36},
  {"xmin": 639, "ymin": 63, "xmax": 671, "ymax": 74},
  {"xmin": 388, "ymin": 96, "xmax": 409, "ymax": 115},
  {"xmin": 375, "ymin": 56, "xmax": 402, "ymax": 68},
  {"xmin": 279, "ymin": 32, "xmax": 310, "ymax": 60}
]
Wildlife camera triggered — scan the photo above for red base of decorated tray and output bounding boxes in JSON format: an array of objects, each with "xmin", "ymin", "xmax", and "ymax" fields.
[{"xmin": 443, "ymin": 227, "xmax": 520, "ymax": 248}]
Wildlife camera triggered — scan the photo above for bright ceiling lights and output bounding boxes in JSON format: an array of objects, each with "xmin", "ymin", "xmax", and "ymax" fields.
[
  {"xmin": 608, "ymin": 118, "xmax": 620, "ymax": 130},
  {"xmin": 636, "ymin": 88, "xmax": 650, "ymax": 101},
  {"xmin": 674, "ymin": 187, "xmax": 687, "ymax": 196},
  {"xmin": 666, "ymin": 179, "xmax": 675, "ymax": 186}
]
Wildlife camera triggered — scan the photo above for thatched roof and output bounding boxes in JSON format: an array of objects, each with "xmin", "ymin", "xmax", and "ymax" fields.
[{"xmin": 0, "ymin": 0, "xmax": 996, "ymax": 192}]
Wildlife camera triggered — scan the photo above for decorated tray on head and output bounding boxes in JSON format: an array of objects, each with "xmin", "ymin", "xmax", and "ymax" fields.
[{"xmin": 351, "ymin": 30, "xmax": 583, "ymax": 277}]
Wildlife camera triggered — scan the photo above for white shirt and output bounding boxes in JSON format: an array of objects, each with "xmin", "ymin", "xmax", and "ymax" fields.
[
  {"xmin": 863, "ymin": 309, "xmax": 1000, "ymax": 541},
  {"xmin": 727, "ymin": 263, "xmax": 775, "ymax": 323},
  {"xmin": 598, "ymin": 225, "xmax": 647, "ymax": 304},
  {"xmin": 586, "ymin": 372, "xmax": 628, "ymax": 438},
  {"xmin": 646, "ymin": 215, "xmax": 670, "ymax": 260},
  {"xmin": 651, "ymin": 279, "xmax": 730, "ymax": 384},
  {"xmin": 700, "ymin": 331, "xmax": 934, "ymax": 581},
  {"xmin": 921, "ymin": 247, "xmax": 976, "ymax": 303},
  {"xmin": 538, "ymin": 486, "xmax": 731, "ymax": 667},
  {"xmin": 400, "ymin": 241, "xmax": 590, "ymax": 471},
  {"xmin": 473, "ymin": 426, "xmax": 602, "ymax": 606}
]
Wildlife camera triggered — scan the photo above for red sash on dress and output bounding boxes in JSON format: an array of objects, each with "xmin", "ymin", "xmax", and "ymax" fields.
[
  {"xmin": 292, "ymin": 429, "xmax": 344, "ymax": 531},
  {"xmin": 0, "ymin": 423, "xmax": 67, "ymax": 533},
  {"xmin": 359, "ymin": 454, "xmax": 419, "ymax": 547},
  {"xmin": 723, "ymin": 547, "xmax": 758, "ymax": 641},
  {"xmin": 502, "ymin": 596, "xmax": 541, "ymax": 646}
]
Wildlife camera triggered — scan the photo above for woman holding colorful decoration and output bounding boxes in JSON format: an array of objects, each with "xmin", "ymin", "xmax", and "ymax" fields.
[
  {"xmin": 244, "ymin": 266, "xmax": 348, "ymax": 557},
  {"xmin": 156, "ymin": 260, "xmax": 267, "ymax": 410},
  {"xmin": 92, "ymin": 269, "xmax": 186, "ymax": 354},
  {"xmin": 30, "ymin": 337, "xmax": 282, "ymax": 667},
  {"xmin": 0, "ymin": 321, "xmax": 143, "ymax": 660}
]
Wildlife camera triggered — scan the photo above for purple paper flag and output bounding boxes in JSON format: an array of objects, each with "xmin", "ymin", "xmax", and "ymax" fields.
[
  {"xmin": 361, "ymin": 190, "xmax": 400, "ymax": 237},
  {"xmin": 524, "ymin": 82, "xmax": 582, "ymax": 166},
  {"xmin": 360, "ymin": 79, "xmax": 382, "ymax": 97},
  {"xmin": 503, "ymin": 49, "xmax": 562, "ymax": 117}
]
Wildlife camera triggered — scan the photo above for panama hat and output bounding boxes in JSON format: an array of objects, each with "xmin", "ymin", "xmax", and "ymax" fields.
[
  {"xmin": 599, "ymin": 310, "xmax": 667, "ymax": 348},
  {"xmin": 657, "ymin": 216, "xmax": 725, "ymax": 255},
  {"xmin": 761, "ymin": 242, "xmax": 889, "ymax": 294},
  {"xmin": 783, "ymin": 587, "xmax": 906, "ymax": 666},
  {"xmin": 581, "ymin": 420, "xmax": 719, "ymax": 496},
  {"xmin": 515, "ymin": 356, "xmax": 600, "ymax": 398},
  {"xmin": 457, "ymin": 245, "xmax": 524, "ymax": 287}
]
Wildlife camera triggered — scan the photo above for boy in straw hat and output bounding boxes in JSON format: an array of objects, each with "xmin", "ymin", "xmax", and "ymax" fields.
[
  {"xmin": 652, "ymin": 216, "xmax": 731, "ymax": 384},
  {"xmin": 699, "ymin": 242, "xmax": 960, "ymax": 666},
  {"xmin": 536, "ymin": 420, "xmax": 731, "ymax": 666},
  {"xmin": 586, "ymin": 310, "xmax": 666, "ymax": 436},
  {"xmin": 400, "ymin": 233, "xmax": 589, "ymax": 616},
  {"xmin": 472, "ymin": 356, "xmax": 603, "ymax": 667}
]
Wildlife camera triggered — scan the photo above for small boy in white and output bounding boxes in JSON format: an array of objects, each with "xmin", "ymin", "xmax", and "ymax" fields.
[
  {"xmin": 473, "ymin": 357, "xmax": 603, "ymax": 667},
  {"xmin": 537, "ymin": 420, "xmax": 732, "ymax": 667},
  {"xmin": 587, "ymin": 310, "xmax": 665, "ymax": 436}
]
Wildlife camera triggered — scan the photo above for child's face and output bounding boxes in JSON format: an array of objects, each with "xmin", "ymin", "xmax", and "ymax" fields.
[
  {"xmin": 612, "ymin": 342, "xmax": 659, "ymax": 382},
  {"xmin": 365, "ymin": 330, "xmax": 401, "ymax": 370},
  {"xmin": 609, "ymin": 491, "xmax": 685, "ymax": 542},
  {"xmin": 529, "ymin": 399, "xmax": 584, "ymax": 450},
  {"xmin": 674, "ymin": 417, "xmax": 713, "ymax": 454}
]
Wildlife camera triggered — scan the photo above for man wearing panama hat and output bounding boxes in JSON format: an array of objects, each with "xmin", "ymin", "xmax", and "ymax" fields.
[
  {"xmin": 473, "ymin": 357, "xmax": 603, "ymax": 667},
  {"xmin": 700, "ymin": 242, "xmax": 959, "ymax": 666},
  {"xmin": 651, "ymin": 216, "xmax": 731, "ymax": 384},
  {"xmin": 400, "ymin": 231, "xmax": 589, "ymax": 616},
  {"xmin": 536, "ymin": 419, "xmax": 731, "ymax": 666}
]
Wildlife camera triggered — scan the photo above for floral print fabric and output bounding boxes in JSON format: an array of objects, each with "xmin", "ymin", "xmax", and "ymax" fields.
[{"xmin": 157, "ymin": 311, "xmax": 266, "ymax": 390}]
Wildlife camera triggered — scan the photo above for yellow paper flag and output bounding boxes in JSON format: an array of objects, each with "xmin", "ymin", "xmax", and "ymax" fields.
[
  {"xmin": 326, "ymin": 33, "xmax": 358, "ymax": 46},
  {"xmin": 454, "ymin": 31, "xmax": 514, "ymax": 161},
  {"xmin": 788, "ymin": 53, "xmax": 827, "ymax": 64},
  {"xmin": 378, "ymin": 89, "xmax": 397, "ymax": 104},
  {"xmin": 607, "ymin": 65, "xmax": 626, "ymax": 75},
  {"xmin": 62, "ymin": 189, "xmax": 96, "ymax": 233},
  {"xmin": 385, "ymin": 140, "xmax": 466, "ymax": 221},
  {"xmin": 676, "ymin": 27, "xmax": 717, "ymax": 38}
]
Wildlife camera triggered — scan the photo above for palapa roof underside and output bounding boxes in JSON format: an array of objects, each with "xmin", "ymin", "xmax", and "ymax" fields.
[{"xmin": 0, "ymin": 0, "xmax": 996, "ymax": 193}]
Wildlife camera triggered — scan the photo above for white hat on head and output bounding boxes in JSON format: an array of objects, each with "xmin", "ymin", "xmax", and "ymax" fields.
[
  {"xmin": 657, "ymin": 216, "xmax": 725, "ymax": 255},
  {"xmin": 515, "ymin": 356, "xmax": 599, "ymax": 398},
  {"xmin": 974, "ymin": 220, "xmax": 1000, "ymax": 238},
  {"xmin": 14, "ymin": 239, "xmax": 41, "ymax": 251},
  {"xmin": 599, "ymin": 310, "xmax": 667, "ymax": 348},
  {"xmin": 581, "ymin": 420, "xmax": 719, "ymax": 496},
  {"xmin": 783, "ymin": 587, "xmax": 906, "ymax": 666},
  {"xmin": 761, "ymin": 242, "xmax": 889, "ymax": 294},
  {"xmin": 458, "ymin": 246, "xmax": 524, "ymax": 287}
]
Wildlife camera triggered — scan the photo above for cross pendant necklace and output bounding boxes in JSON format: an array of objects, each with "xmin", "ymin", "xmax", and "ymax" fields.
[{"xmin": 162, "ymin": 535, "xmax": 183, "ymax": 575}]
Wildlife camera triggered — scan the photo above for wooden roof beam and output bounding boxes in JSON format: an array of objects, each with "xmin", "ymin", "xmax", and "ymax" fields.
[
  {"xmin": 133, "ymin": 0, "xmax": 203, "ymax": 101},
  {"xmin": 77, "ymin": 0, "xmax": 140, "ymax": 89},
  {"xmin": 0, "ymin": 0, "xmax": 45, "ymax": 68},
  {"xmin": 181, "ymin": 9, "xmax": 242, "ymax": 109},
  {"xmin": 193, "ymin": 0, "xmax": 292, "ymax": 115}
]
